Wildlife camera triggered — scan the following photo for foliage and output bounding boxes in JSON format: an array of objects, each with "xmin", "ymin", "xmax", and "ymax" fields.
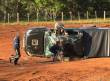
[{"xmin": 0, "ymin": 0, "xmax": 110, "ymax": 21}]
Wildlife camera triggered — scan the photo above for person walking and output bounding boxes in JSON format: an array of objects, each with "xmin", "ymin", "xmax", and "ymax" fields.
[{"xmin": 10, "ymin": 33, "xmax": 21, "ymax": 65}]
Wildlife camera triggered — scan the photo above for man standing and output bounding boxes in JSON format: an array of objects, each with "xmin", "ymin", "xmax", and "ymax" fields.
[
  {"xmin": 10, "ymin": 33, "xmax": 20, "ymax": 65},
  {"xmin": 50, "ymin": 22, "xmax": 67, "ymax": 62},
  {"xmin": 13, "ymin": 33, "xmax": 20, "ymax": 65}
]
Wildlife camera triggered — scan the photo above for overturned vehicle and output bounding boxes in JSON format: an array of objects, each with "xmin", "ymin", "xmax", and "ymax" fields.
[{"xmin": 23, "ymin": 27, "xmax": 110, "ymax": 58}]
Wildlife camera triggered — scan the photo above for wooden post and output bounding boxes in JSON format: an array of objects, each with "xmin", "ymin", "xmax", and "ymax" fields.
[
  {"xmin": 36, "ymin": 12, "xmax": 39, "ymax": 22},
  {"xmin": 8, "ymin": 13, "xmax": 10, "ymax": 24},
  {"xmin": 17, "ymin": 12, "xmax": 19, "ymax": 23},
  {"xmin": 95, "ymin": 11, "xmax": 98, "ymax": 23},
  {"xmin": 53, "ymin": 12, "xmax": 56, "ymax": 22},
  {"xmin": 69, "ymin": 11, "xmax": 72, "ymax": 21},
  {"xmin": 27, "ymin": 13, "xmax": 30, "ymax": 22},
  {"xmin": 4, "ymin": 11, "xmax": 6, "ymax": 23},
  {"xmin": 53, "ymin": 12, "xmax": 55, "ymax": 22},
  {"xmin": 78, "ymin": 12, "xmax": 80, "ymax": 21},
  {"xmin": 50, "ymin": 12, "xmax": 52, "ymax": 20},
  {"xmin": 104, "ymin": 11, "xmax": 106, "ymax": 20},
  {"xmin": 86, "ymin": 11, "xmax": 89, "ymax": 19},
  {"xmin": 45, "ymin": 11, "xmax": 47, "ymax": 21},
  {"xmin": 95, "ymin": 11, "xmax": 97, "ymax": 19},
  {"xmin": 61, "ymin": 12, "xmax": 63, "ymax": 22}
]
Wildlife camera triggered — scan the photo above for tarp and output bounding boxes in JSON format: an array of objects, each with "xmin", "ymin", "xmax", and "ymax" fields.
[{"xmin": 81, "ymin": 28, "xmax": 109, "ymax": 57}]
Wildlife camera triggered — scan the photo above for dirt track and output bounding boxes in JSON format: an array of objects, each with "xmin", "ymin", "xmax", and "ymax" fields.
[{"xmin": 0, "ymin": 23, "xmax": 110, "ymax": 81}]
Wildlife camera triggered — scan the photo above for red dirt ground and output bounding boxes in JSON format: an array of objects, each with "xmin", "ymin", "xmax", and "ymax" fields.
[{"xmin": 0, "ymin": 23, "xmax": 110, "ymax": 81}]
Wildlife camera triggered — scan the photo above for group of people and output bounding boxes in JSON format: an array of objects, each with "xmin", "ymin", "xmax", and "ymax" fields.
[
  {"xmin": 9, "ymin": 22, "xmax": 68, "ymax": 65},
  {"xmin": 49, "ymin": 22, "xmax": 68, "ymax": 62}
]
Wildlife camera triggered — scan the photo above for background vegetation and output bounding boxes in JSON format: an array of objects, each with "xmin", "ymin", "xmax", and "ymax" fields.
[{"xmin": 0, "ymin": 0, "xmax": 110, "ymax": 22}]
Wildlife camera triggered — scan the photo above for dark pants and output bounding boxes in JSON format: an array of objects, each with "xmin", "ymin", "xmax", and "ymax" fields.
[
  {"xmin": 14, "ymin": 48, "xmax": 20, "ymax": 65},
  {"xmin": 53, "ymin": 53, "xmax": 58, "ymax": 62},
  {"xmin": 14, "ymin": 58, "xmax": 19, "ymax": 65},
  {"xmin": 52, "ymin": 51, "xmax": 64, "ymax": 62},
  {"xmin": 9, "ymin": 55, "xmax": 20, "ymax": 65},
  {"xmin": 10, "ymin": 48, "xmax": 20, "ymax": 65},
  {"xmin": 58, "ymin": 51, "xmax": 64, "ymax": 62}
]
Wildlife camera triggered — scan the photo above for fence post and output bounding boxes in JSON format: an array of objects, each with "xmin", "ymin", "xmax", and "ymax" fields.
[
  {"xmin": 50, "ymin": 12, "xmax": 52, "ymax": 20},
  {"xmin": 36, "ymin": 12, "xmax": 39, "ymax": 22},
  {"xmin": 69, "ymin": 11, "xmax": 72, "ymax": 21},
  {"xmin": 104, "ymin": 11, "xmax": 106, "ymax": 20},
  {"xmin": 86, "ymin": 11, "xmax": 89, "ymax": 19},
  {"xmin": 4, "ymin": 11, "xmax": 6, "ymax": 23},
  {"xmin": 61, "ymin": 12, "xmax": 64, "ymax": 22},
  {"xmin": 8, "ymin": 13, "xmax": 10, "ymax": 24},
  {"xmin": 53, "ymin": 12, "xmax": 56, "ymax": 22},
  {"xmin": 45, "ymin": 10, "xmax": 48, "ymax": 21},
  {"xmin": 17, "ymin": 12, "xmax": 19, "ymax": 23},
  {"xmin": 78, "ymin": 11, "xmax": 80, "ymax": 21},
  {"xmin": 95, "ymin": 11, "xmax": 97, "ymax": 19},
  {"xmin": 27, "ymin": 13, "xmax": 30, "ymax": 22}
]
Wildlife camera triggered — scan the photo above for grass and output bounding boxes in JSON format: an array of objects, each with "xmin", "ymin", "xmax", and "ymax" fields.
[
  {"xmin": 64, "ymin": 18, "xmax": 110, "ymax": 24},
  {"xmin": 0, "ymin": 18, "xmax": 110, "ymax": 25}
]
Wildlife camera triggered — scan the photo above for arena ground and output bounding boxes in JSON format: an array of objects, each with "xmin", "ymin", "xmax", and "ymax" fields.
[{"xmin": 0, "ymin": 23, "xmax": 110, "ymax": 81}]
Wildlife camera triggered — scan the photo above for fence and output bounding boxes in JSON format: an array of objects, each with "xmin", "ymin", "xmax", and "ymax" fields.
[{"xmin": 0, "ymin": 11, "xmax": 110, "ymax": 23}]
